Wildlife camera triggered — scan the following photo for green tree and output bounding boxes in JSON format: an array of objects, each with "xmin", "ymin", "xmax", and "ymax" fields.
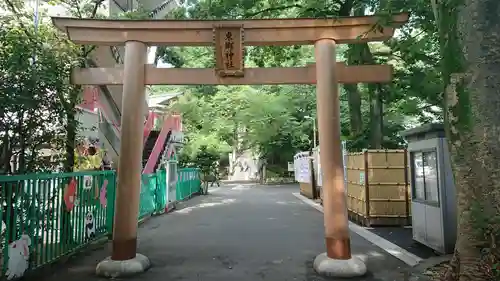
[
  {"xmin": 0, "ymin": 0, "xmax": 108, "ymax": 247},
  {"xmin": 0, "ymin": 4, "xmax": 78, "ymax": 174}
]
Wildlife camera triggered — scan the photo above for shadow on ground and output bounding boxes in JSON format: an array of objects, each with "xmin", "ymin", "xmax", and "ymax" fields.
[
  {"xmin": 38, "ymin": 184, "xmax": 411, "ymax": 281},
  {"xmin": 365, "ymin": 227, "xmax": 439, "ymax": 259}
]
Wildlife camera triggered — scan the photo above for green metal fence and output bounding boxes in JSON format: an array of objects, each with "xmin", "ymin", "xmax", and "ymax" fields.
[
  {"xmin": 0, "ymin": 167, "xmax": 200, "ymax": 280},
  {"xmin": 0, "ymin": 170, "xmax": 116, "ymax": 280},
  {"xmin": 138, "ymin": 170, "xmax": 168, "ymax": 219},
  {"xmin": 138, "ymin": 168, "xmax": 201, "ymax": 217},
  {"xmin": 176, "ymin": 168, "xmax": 202, "ymax": 201}
]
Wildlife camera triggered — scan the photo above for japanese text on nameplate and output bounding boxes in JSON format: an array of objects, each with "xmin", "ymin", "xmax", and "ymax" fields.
[
  {"xmin": 224, "ymin": 31, "xmax": 235, "ymax": 69},
  {"xmin": 214, "ymin": 26, "xmax": 244, "ymax": 77}
]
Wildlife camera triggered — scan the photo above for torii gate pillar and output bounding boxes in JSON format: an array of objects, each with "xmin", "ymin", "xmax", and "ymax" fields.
[
  {"xmin": 96, "ymin": 40, "xmax": 152, "ymax": 277},
  {"xmin": 313, "ymin": 38, "xmax": 366, "ymax": 276}
]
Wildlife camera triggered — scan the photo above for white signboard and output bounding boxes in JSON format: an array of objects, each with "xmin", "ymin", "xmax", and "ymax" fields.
[
  {"xmin": 293, "ymin": 152, "xmax": 311, "ymax": 183},
  {"xmin": 342, "ymin": 141, "xmax": 348, "ymax": 187},
  {"xmin": 287, "ymin": 162, "xmax": 294, "ymax": 172},
  {"xmin": 313, "ymin": 148, "xmax": 322, "ymax": 187},
  {"xmin": 313, "ymin": 141, "xmax": 348, "ymax": 188},
  {"xmin": 170, "ymin": 131, "xmax": 184, "ymax": 147}
]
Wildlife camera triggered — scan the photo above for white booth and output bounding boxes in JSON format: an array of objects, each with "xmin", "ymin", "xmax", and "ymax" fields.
[{"xmin": 401, "ymin": 124, "xmax": 457, "ymax": 254}]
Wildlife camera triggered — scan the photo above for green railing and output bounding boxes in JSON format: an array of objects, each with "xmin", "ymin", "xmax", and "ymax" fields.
[
  {"xmin": 0, "ymin": 167, "xmax": 201, "ymax": 280},
  {"xmin": 138, "ymin": 168, "xmax": 202, "ymax": 217},
  {"xmin": 0, "ymin": 170, "xmax": 116, "ymax": 279},
  {"xmin": 176, "ymin": 168, "xmax": 202, "ymax": 201},
  {"xmin": 138, "ymin": 170, "xmax": 168, "ymax": 219}
]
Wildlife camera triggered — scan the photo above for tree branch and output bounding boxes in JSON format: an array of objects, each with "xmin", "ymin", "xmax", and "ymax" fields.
[
  {"xmin": 69, "ymin": 0, "xmax": 83, "ymax": 18},
  {"xmin": 3, "ymin": 0, "xmax": 36, "ymax": 43},
  {"xmin": 82, "ymin": 46, "xmax": 97, "ymax": 58},
  {"xmin": 80, "ymin": 0, "xmax": 105, "ymax": 60},
  {"xmin": 338, "ymin": 0, "xmax": 355, "ymax": 16},
  {"xmin": 90, "ymin": 0, "xmax": 105, "ymax": 18},
  {"xmin": 244, "ymin": 4, "xmax": 304, "ymax": 18}
]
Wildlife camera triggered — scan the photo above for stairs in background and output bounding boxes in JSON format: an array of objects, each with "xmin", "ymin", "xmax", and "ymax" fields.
[
  {"xmin": 88, "ymin": 0, "xmax": 181, "ymax": 170},
  {"xmin": 143, "ymin": 114, "xmax": 180, "ymax": 174},
  {"xmin": 143, "ymin": 111, "xmax": 156, "ymax": 144},
  {"xmin": 142, "ymin": 130, "xmax": 172, "ymax": 172}
]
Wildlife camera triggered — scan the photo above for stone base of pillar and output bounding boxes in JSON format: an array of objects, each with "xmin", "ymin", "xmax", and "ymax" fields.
[
  {"xmin": 96, "ymin": 253, "xmax": 151, "ymax": 278},
  {"xmin": 313, "ymin": 253, "xmax": 367, "ymax": 278}
]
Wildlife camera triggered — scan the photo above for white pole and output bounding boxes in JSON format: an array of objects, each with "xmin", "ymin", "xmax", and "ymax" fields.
[
  {"xmin": 314, "ymin": 119, "xmax": 320, "ymax": 184},
  {"xmin": 313, "ymin": 120, "xmax": 317, "ymax": 148},
  {"xmin": 165, "ymin": 162, "xmax": 170, "ymax": 210},
  {"xmin": 342, "ymin": 141, "xmax": 348, "ymax": 187},
  {"xmin": 32, "ymin": 0, "xmax": 40, "ymax": 65}
]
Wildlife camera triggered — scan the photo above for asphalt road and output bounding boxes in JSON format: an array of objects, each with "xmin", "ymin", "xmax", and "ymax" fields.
[{"xmin": 41, "ymin": 184, "xmax": 410, "ymax": 281}]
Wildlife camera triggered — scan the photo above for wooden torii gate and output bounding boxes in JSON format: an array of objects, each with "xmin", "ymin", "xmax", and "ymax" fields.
[{"xmin": 52, "ymin": 14, "xmax": 408, "ymax": 278}]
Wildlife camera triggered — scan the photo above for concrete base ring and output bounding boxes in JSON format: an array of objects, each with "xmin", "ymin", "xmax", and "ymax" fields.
[
  {"xmin": 96, "ymin": 253, "xmax": 151, "ymax": 278},
  {"xmin": 313, "ymin": 252, "xmax": 367, "ymax": 278}
]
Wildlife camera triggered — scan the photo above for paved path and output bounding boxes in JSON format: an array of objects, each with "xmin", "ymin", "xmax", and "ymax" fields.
[{"xmin": 41, "ymin": 184, "xmax": 410, "ymax": 281}]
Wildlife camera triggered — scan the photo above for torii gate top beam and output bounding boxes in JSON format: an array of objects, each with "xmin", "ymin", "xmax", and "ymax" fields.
[{"xmin": 51, "ymin": 13, "xmax": 408, "ymax": 46}]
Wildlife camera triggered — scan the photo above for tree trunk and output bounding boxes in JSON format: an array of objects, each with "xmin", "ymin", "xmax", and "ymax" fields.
[
  {"xmin": 344, "ymin": 84, "xmax": 363, "ymax": 136},
  {"xmin": 60, "ymin": 103, "xmax": 78, "ymax": 247},
  {"xmin": 1, "ymin": 133, "xmax": 11, "ymax": 174},
  {"xmin": 438, "ymin": 0, "xmax": 499, "ymax": 280},
  {"xmin": 348, "ymin": 32, "xmax": 385, "ymax": 148},
  {"xmin": 339, "ymin": 2, "xmax": 363, "ymax": 137},
  {"xmin": 369, "ymin": 85, "xmax": 384, "ymax": 149},
  {"xmin": 64, "ymin": 109, "xmax": 77, "ymax": 173},
  {"xmin": 17, "ymin": 111, "xmax": 25, "ymax": 174}
]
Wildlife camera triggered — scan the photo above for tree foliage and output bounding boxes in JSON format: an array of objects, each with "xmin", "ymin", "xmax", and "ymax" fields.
[
  {"xmin": 0, "ymin": 0, "xmax": 108, "ymax": 249},
  {"xmin": 0, "ymin": 1, "xmax": 82, "ymax": 174},
  {"xmin": 151, "ymin": 0, "xmax": 443, "ymax": 173}
]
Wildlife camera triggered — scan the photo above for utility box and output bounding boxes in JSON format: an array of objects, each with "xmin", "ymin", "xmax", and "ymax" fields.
[{"xmin": 401, "ymin": 124, "xmax": 457, "ymax": 254}]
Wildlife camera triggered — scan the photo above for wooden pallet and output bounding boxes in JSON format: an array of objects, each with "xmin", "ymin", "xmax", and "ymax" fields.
[{"xmin": 348, "ymin": 210, "xmax": 411, "ymax": 227}]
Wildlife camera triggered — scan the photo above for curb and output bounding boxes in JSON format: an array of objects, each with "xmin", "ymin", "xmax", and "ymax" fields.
[{"xmin": 292, "ymin": 192, "xmax": 423, "ymax": 267}]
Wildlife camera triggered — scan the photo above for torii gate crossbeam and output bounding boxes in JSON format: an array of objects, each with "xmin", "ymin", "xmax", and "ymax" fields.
[{"xmin": 71, "ymin": 64, "xmax": 392, "ymax": 85}]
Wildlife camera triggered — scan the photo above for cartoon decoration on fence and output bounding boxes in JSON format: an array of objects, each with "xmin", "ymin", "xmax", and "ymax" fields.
[
  {"xmin": 85, "ymin": 212, "xmax": 96, "ymax": 241},
  {"xmin": 99, "ymin": 179, "xmax": 108, "ymax": 208},
  {"xmin": 6, "ymin": 234, "xmax": 31, "ymax": 280},
  {"xmin": 63, "ymin": 178, "xmax": 79, "ymax": 211},
  {"xmin": 83, "ymin": 175, "xmax": 93, "ymax": 190}
]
